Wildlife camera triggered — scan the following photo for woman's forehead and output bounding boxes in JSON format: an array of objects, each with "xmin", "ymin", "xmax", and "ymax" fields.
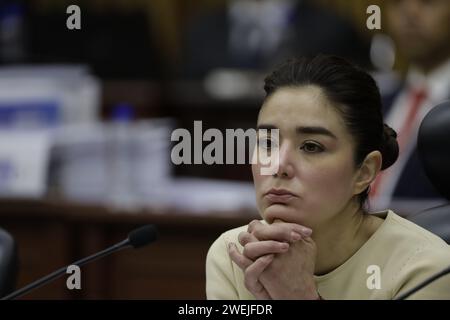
[{"xmin": 258, "ymin": 86, "xmax": 346, "ymax": 134}]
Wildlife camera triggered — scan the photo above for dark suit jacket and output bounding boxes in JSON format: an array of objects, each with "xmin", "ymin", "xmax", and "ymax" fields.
[{"xmin": 382, "ymin": 86, "xmax": 447, "ymax": 199}]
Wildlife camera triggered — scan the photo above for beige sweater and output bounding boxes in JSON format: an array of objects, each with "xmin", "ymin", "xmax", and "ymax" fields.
[{"xmin": 206, "ymin": 210, "xmax": 450, "ymax": 299}]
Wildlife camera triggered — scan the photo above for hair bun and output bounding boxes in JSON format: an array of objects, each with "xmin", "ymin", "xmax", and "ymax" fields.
[{"xmin": 380, "ymin": 124, "xmax": 399, "ymax": 170}]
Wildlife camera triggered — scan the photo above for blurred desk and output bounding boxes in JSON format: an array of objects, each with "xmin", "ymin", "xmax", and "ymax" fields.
[{"xmin": 0, "ymin": 198, "xmax": 258, "ymax": 299}]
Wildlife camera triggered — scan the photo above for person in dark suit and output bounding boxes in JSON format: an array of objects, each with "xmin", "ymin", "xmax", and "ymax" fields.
[
  {"xmin": 370, "ymin": 0, "xmax": 450, "ymax": 208},
  {"xmin": 182, "ymin": 0, "xmax": 371, "ymax": 79}
]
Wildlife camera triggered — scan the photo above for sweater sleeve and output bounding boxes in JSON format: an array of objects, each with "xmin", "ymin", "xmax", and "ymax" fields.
[
  {"xmin": 206, "ymin": 233, "xmax": 240, "ymax": 300},
  {"xmin": 393, "ymin": 243, "xmax": 450, "ymax": 300}
]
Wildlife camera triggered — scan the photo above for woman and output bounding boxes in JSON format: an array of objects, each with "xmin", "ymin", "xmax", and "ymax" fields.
[{"xmin": 206, "ymin": 55, "xmax": 450, "ymax": 299}]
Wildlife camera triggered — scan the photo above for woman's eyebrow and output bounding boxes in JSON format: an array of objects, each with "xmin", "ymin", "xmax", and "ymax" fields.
[
  {"xmin": 256, "ymin": 124, "xmax": 278, "ymax": 131},
  {"xmin": 256, "ymin": 124, "xmax": 337, "ymax": 139},
  {"xmin": 296, "ymin": 126, "xmax": 337, "ymax": 139}
]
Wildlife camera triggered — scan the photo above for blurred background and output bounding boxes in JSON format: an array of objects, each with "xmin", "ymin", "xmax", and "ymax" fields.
[{"xmin": 0, "ymin": 0, "xmax": 448, "ymax": 299}]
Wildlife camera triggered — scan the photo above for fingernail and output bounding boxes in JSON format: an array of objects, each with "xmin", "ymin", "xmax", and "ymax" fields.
[
  {"xmin": 280, "ymin": 243, "xmax": 289, "ymax": 250},
  {"xmin": 228, "ymin": 242, "xmax": 235, "ymax": 251},
  {"xmin": 301, "ymin": 228, "xmax": 313, "ymax": 237},
  {"xmin": 291, "ymin": 232, "xmax": 302, "ymax": 241}
]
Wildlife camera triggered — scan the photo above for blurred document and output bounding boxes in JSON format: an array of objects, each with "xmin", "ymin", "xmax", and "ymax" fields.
[
  {"xmin": 0, "ymin": 65, "xmax": 100, "ymax": 127},
  {"xmin": 0, "ymin": 130, "xmax": 50, "ymax": 197}
]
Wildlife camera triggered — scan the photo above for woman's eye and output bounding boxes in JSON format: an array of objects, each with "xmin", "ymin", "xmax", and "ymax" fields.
[{"xmin": 301, "ymin": 142, "xmax": 324, "ymax": 153}]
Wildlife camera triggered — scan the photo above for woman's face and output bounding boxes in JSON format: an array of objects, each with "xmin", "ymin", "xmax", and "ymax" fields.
[{"xmin": 252, "ymin": 85, "xmax": 361, "ymax": 228}]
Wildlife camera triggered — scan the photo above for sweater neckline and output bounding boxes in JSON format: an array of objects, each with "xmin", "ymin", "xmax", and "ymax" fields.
[{"xmin": 313, "ymin": 210, "xmax": 393, "ymax": 282}]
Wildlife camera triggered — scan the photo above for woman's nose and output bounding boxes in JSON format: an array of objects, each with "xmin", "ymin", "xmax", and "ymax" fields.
[{"xmin": 273, "ymin": 142, "xmax": 294, "ymax": 178}]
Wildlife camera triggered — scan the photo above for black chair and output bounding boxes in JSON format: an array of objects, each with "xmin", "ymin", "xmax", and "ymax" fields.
[
  {"xmin": 0, "ymin": 227, "xmax": 17, "ymax": 297},
  {"xmin": 408, "ymin": 101, "xmax": 450, "ymax": 243}
]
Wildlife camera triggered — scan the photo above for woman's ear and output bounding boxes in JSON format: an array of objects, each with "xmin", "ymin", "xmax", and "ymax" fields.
[{"xmin": 353, "ymin": 151, "xmax": 382, "ymax": 195}]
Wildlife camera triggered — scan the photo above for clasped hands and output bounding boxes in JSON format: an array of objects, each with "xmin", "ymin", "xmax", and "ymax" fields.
[{"xmin": 228, "ymin": 219, "xmax": 320, "ymax": 300}]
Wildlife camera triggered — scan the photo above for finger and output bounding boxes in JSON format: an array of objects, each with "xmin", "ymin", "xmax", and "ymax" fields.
[
  {"xmin": 298, "ymin": 235, "xmax": 317, "ymax": 252},
  {"xmin": 243, "ymin": 240, "xmax": 289, "ymax": 260},
  {"xmin": 228, "ymin": 242, "xmax": 252, "ymax": 270},
  {"xmin": 249, "ymin": 221, "xmax": 312, "ymax": 242},
  {"xmin": 250, "ymin": 281, "xmax": 272, "ymax": 300},
  {"xmin": 270, "ymin": 221, "xmax": 313, "ymax": 237},
  {"xmin": 238, "ymin": 231, "xmax": 258, "ymax": 247},
  {"xmin": 228, "ymin": 241, "xmax": 272, "ymax": 300},
  {"xmin": 247, "ymin": 220, "xmax": 266, "ymax": 234},
  {"xmin": 244, "ymin": 254, "xmax": 274, "ymax": 298},
  {"xmin": 250, "ymin": 222, "xmax": 300, "ymax": 242}
]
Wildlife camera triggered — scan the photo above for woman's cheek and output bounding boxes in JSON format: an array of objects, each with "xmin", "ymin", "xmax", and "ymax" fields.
[
  {"xmin": 251, "ymin": 163, "xmax": 262, "ymax": 189},
  {"xmin": 303, "ymin": 164, "xmax": 354, "ymax": 210},
  {"xmin": 252, "ymin": 163, "xmax": 265, "ymax": 210}
]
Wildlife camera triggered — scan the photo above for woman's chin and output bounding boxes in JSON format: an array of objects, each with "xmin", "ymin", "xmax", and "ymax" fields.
[{"xmin": 262, "ymin": 204, "xmax": 308, "ymax": 225}]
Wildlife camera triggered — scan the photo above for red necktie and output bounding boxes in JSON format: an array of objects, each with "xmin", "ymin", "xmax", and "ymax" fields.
[{"xmin": 370, "ymin": 87, "xmax": 428, "ymax": 198}]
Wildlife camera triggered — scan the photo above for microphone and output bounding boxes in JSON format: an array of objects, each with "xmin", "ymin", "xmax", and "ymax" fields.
[
  {"xmin": 1, "ymin": 224, "xmax": 157, "ymax": 300},
  {"xmin": 395, "ymin": 265, "xmax": 450, "ymax": 300}
]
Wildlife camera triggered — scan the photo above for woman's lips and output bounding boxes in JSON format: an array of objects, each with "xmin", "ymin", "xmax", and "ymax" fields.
[{"xmin": 264, "ymin": 189, "xmax": 298, "ymax": 203}]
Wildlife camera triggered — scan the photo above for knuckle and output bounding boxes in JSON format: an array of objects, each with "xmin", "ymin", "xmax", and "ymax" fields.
[
  {"xmin": 238, "ymin": 232, "xmax": 249, "ymax": 244},
  {"xmin": 278, "ymin": 225, "xmax": 292, "ymax": 239},
  {"xmin": 261, "ymin": 254, "xmax": 273, "ymax": 264},
  {"xmin": 269, "ymin": 229, "xmax": 284, "ymax": 241},
  {"xmin": 252, "ymin": 228, "xmax": 261, "ymax": 239},
  {"xmin": 228, "ymin": 245, "xmax": 237, "ymax": 257},
  {"xmin": 268, "ymin": 240, "xmax": 282, "ymax": 250},
  {"xmin": 248, "ymin": 220, "xmax": 260, "ymax": 232},
  {"xmin": 252, "ymin": 226, "xmax": 266, "ymax": 239},
  {"xmin": 246, "ymin": 232, "xmax": 255, "ymax": 244},
  {"xmin": 243, "ymin": 243, "xmax": 255, "ymax": 259}
]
